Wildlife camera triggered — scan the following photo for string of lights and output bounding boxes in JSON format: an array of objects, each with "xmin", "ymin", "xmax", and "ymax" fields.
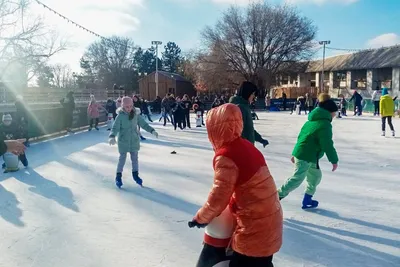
[{"xmin": 34, "ymin": 0, "xmax": 134, "ymax": 49}]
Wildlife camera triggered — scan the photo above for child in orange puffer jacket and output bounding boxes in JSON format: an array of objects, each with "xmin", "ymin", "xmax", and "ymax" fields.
[{"xmin": 189, "ymin": 103, "xmax": 283, "ymax": 267}]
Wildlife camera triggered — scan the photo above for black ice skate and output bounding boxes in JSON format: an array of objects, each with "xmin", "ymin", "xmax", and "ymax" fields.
[
  {"xmin": 132, "ymin": 171, "xmax": 143, "ymax": 187},
  {"xmin": 115, "ymin": 173, "xmax": 123, "ymax": 188}
]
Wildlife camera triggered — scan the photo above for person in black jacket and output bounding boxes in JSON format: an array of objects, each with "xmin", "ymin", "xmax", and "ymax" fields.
[
  {"xmin": 60, "ymin": 91, "xmax": 75, "ymax": 133},
  {"xmin": 0, "ymin": 114, "xmax": 28, "ymax": 168},
  {"xmin": 15, "ymin": 96, "xmax": 30, "ymax": 146},
  {"xmin": 349, "ymin": 90, "xmax": 363, "ymax": 116},
  {"xmin": 193, "ymin": 97, "xmax": 205, "ymax": 126},
  {"xmin": 141, "ymin": 99, "xmax": 153, "ymax": 122},
  {"xmin": 105, "ymin": 99, "xmax": 117, "ymax": 119},
  {"xmin": 160, "ymin": 95, "xmax": 172, "ymax": 126},
  {"xmin": 182, "ymin": 94, "xmax": 192, "ymax": 129},
  {"xmin": 172, "ymin": 97, "xmax": 185, "ymax": 130}
]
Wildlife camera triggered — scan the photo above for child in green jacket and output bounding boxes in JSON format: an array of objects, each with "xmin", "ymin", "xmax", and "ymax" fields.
[
  {"xmin": 278, "ymin": 94, "xmax": 339, "ymax": 209},
  {"xmin": 109, "ymin": 97, "xmax": 158, "ymax": 188}
]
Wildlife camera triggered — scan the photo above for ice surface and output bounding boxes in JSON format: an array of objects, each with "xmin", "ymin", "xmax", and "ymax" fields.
[{"xmin": 0, "ymin": 112, "xmax": 399, "ymax": 267}]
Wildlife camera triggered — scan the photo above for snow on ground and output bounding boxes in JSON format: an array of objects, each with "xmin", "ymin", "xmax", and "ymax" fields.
[{"xmin": 0, "ymin": 112, "xmax": 399, "ymax": 267}]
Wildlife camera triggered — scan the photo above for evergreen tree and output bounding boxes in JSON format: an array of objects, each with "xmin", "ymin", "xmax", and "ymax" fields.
[{"xmin": 161, "ymin": 42, "xmax": 182, "ymax": 73}]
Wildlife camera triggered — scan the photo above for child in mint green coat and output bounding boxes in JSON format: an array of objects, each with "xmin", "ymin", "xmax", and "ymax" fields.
[
  {"xmin": 109, "ymin": 97, "xmax": 158, "ymax": 188},
  {"xmin": 278, "ymin": 94, "xmax": 339, "ymax": 209}
]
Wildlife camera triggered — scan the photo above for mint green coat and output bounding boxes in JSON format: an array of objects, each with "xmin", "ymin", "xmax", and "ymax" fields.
[{"xmin": 110, "ymin": 108, "xmax": 154, "ymax": 153}]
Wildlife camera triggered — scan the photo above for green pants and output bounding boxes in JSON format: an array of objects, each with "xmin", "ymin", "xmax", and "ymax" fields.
[{"xmin": 278, "ymin": 158, "xmax": 322, "ymax": 199}]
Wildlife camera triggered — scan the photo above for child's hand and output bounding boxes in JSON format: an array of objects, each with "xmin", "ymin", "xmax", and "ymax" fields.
[
  {"xmin": 332, "ymin": 163, "xmax": 338, "ymax": 172},
  {"xmin": 109, "ymin": 137, "xmax": 116, "ymax": 146},
  {"xmin": 152, "ymin": 131, "xmax": 159, "ymax": 138},
  {"xmin": 291, "ymin": 157, "xmax": 295, "ymax": 164}
]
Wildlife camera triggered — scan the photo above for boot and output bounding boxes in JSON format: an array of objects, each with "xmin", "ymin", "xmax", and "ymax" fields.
[
  {"xmin": 115, "ymin": 172, "xmax": 123, "ymax": 188},
  {"xmin": 20, "ymin": 154, "xmax": 28, "ymax": 167},
  {"xmin": 132, "ymin": 171, "xmax": 143, "ymax": 187},
  {"xmin": 302, "ymin": 193, "xmax": 319, "ymax": 209}
]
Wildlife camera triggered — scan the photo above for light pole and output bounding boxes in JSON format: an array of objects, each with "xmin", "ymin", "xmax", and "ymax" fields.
[
  {"xmin": 151, "ymin": 41, "xmax": 162, "ymax": 98},
  {"xmin": 319, "ymin": 40, "xmax": 330, "ymax": 93}
]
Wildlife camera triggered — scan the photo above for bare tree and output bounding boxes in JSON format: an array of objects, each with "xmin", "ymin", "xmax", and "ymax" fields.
[
  {"xmin": 0, "ymin": 0, "xmax": 67, "ymax": 93},
  {"xmin": 83, "ymin": 36, "xmax": 136, "ymax": 89},
  {"xmin": 201, "ymin": 2, "xmax": 317, "ymax": 95},
  {"xmin": 52, "ymin": 64, "xmax": 74, "ymax": 88}
]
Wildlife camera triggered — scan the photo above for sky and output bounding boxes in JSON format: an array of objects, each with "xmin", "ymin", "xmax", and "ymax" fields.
[{"xmin": 28, "ymin": 0, "xmax": 400, "ymax": 72}]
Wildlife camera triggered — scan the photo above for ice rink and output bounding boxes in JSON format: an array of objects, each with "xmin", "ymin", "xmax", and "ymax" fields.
[{"xmin": 0, "ymin": 112, "xmax": 399, "ymax": 267}]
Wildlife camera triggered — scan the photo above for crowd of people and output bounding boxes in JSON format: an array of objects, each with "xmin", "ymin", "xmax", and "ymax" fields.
[{"xmin": 0, "ymin": 81, "xmax": 397, "ymax": 266}]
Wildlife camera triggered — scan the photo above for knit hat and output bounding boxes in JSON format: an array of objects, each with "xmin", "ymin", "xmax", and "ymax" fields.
[
  {"xmin": 382, "ymin": 88, "xmax": 388, "ymax": 96},
  {"xmin": 319, "ymin": 99, "xmax": 338, "ymax": 113},
  {"xmin": 2, "ymin": 114, "xmax": 12, "ymax": 122},
  {"xmin": 203, "ymin": 206, "xmax": 235, "ymax": 248},
  {"xmin": 237, "ymin": 81, "xmax": 258, "ymax": 100}
]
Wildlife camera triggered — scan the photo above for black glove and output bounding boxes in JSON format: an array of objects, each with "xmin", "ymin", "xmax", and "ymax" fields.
[
  {"xmin": 188, "ymin": 220, "xmax": 208, "ymax": 228},
  {"xmin": 261, "ymin": 139, "xmax": 269, "ymax": 148}
]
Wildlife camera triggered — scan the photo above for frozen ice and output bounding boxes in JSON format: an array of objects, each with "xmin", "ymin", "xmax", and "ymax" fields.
[{"xmin": 0, "ymin": 112, "xmax": 399, "ymax": 267}]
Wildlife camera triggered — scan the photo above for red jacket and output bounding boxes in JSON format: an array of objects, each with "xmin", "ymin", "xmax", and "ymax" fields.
[{"xmin": 195, "ymin": 103, "xmax": 283, "ymax": 257}]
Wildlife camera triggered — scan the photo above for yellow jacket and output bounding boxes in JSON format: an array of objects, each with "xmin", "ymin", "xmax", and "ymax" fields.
[{"xmin": 380, "ymin": 95, "xmax": 395, "ymax": 117}]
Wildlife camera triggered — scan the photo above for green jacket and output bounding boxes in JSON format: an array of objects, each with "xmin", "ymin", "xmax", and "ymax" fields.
[
  {"xmin": 229, "ymin": 96, "xmax": 262, "ymax": 144},
  {"xmin": 110, "ymin": 108, "xmax": 154, "ymax": 153},
  {"xmin": 292, "ymin": 107, "xmax": 339, "ymax": 164}
]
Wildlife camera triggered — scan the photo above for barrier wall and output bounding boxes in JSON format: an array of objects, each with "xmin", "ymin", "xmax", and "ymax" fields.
[{"xmin": 1, "ymin": 102, "xmax": 107, "ymax": 139}]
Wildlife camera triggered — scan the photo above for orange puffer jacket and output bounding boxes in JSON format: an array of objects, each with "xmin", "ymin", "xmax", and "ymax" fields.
[{"xmin": 195, "ymin": 103, "xmax": 283, "ymax": 257}]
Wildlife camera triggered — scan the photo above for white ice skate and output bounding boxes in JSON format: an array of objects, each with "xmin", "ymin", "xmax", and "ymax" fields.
[
  {"xmin": 107, "ymin": 113, "xmax": 114, "ymax": 130},
  {"xmin": 392, "ymin": 131, "xmax": 395, "ymax": 137},
  {"xmin": 3, "ymin": 152, "xmax": 19, "ymax": 173},
  {"xmin": 196, "ymin": 111, "xmax": 203, "ymax": 127},
  {"xmin": 381, "ymin": 131, "xmax": 385, "ymax": 137}
]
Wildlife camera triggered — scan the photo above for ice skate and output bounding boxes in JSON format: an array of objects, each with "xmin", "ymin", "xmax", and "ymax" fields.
[
  {"xmin": 115, "ymin": 173, "xmax": 123, "ymax": 188},
  {"xmin": 95, "ymin": 126, "xmax": 99, "ymax": 131},
  {"xmin": 302, "ymin": 193, "xmax": 319, "ymax": 209},
  {"xmin": 381, "ymin": 131, "xmax": 385, "ymax": 137},
  {"xmin": 140, "ymin": 135, "xmax": 146, "ymax": 141},
  {"xmin": 88, "ymin": 127, "xmax": 92, "ymax": 131},
  {"xmin": 20, "ymin": 155, "xmax": 28, "ymax": 167},
  {"xmin": 392, "ymin": 131, "xmax": 395, "ymax": 137},
  {"xmin": 132, "ymin": 171, "xmax": 143, "ymax": 187}
]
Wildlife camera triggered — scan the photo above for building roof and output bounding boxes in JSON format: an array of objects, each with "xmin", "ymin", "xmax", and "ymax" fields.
[
  {"xmin": 139, "ymin": 70, "xmax": 189, "ymax": 82},
  {"xmin": 158, "ymin": 71, "xmax": 189, "ymax": 82},
  {"xmin": 305, "ymin": 45, "xmax": 400, "ymax": 73}
]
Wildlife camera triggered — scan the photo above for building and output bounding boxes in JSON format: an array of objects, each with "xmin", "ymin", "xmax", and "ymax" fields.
[
  {"xmin": 276, "ymin": 45, "xmax": 400, "ymax": 98},
  {"xmin": 138, "ymin": 71, "xmax": 196, "ymax": 100}
]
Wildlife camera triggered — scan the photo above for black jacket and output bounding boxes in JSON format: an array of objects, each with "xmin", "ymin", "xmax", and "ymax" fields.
[
  {"xmin": 182, "ymin": 100, "xmax": 192, "ymax": 112},
  {"xmin": 106, "ymin": 100, "xmax": 117, "ymax": 116}
]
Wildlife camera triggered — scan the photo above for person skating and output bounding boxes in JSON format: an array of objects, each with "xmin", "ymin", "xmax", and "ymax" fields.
[
  {"xmin": 87, "ymin": 95, "xmax": 102, "ymax": 131},
  {"xmin": 141, "ymin": 99, "xmax": 153, "ymax": 122},
  {"xmin": 14, "ymin": 96, "xmax": 30, "ymax": 146},
  {"xmin": 229, "ymin": 81, "xmax": 269, "ymax": 147},
  {"xmin": 372, "ymin": 86, "xmax": 382, "ymax": 116},
  {"xmin": 109, "ymin": 97, "xmax": 158, "ymax": 188},
  {"xmin": 106, "ymin": 98, "xmax": 117, "ymax": 131},
  {"xmin": 189, "ymin": 103, "xmax": 282, "ymax": 267},
  {"xmin": 380, "ymin": 88, "xmax": 395, "ymax": 137},
  {"xmin": 172, "ymin": 97, "xmax": 185, "ymax": 130},
  {"xmin": 133, "ymin": 95, "xmax": 147, "ymax": 140},
  {"xmin": 182, "ymin": 94, "xmax": 192, "ymax": 129},
  {"xmin": 0, "ymin": 114, "xmax": 29, "ymax": 171},
  {"xmin": 349, "ymin": 90, "xmax": 363, "ymax": 116},
  {"xmin": 278, "ymin": 93, "xmax": 339, "ymax": 209},
  {"xmin": 193, "ymin": 97, "xmax": 205, "ymax": 126},
  {"xmin": 305, "ymin": 93, "xmax": 314, "ymax": 114},
  {"xmin": 339, "ymin": 95, "xmax": 347, "ymax": 117},
  {"xmin": 160, "ymin": 95, "xmax": 172, "ymax": 126},
  {"xmin": 60, "ymin": 91, "xmax": 75, "ymax": 133}
]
